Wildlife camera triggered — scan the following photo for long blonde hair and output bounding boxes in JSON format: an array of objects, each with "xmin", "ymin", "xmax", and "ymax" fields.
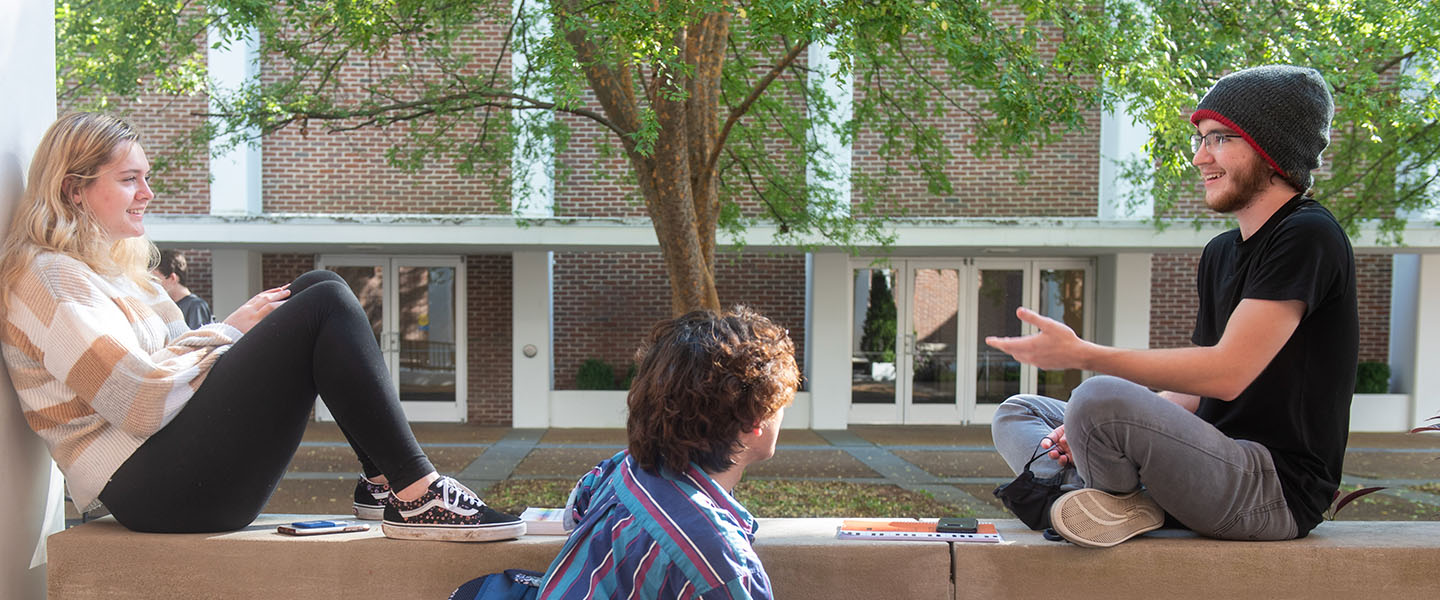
[{"xmin": 0, "ymin": 113, "xmax": 158, "ymax": 310}]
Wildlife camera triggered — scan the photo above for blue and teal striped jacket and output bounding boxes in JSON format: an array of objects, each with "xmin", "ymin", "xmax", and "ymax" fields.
[{"xmin": 537, "ymin": 450, "xmax": 773, "ymax": 599}]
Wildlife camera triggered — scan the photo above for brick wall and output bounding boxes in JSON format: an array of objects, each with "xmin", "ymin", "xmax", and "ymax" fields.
[
  {"xmin": 465, "ymin": 255, "xmax": 513, "ymax": 424},
  {"xmin": 1148, "ymin": 252, "xmax": 1201, "ymax": 350},
  {"xmin": 1149, "ymin": 251, "xmax": 1391, "ymax": 364},
  {"xmin": 850, "ymin": 14, "xmax": 1101, "ymax": 218},
  {"xmin": 851, "ymin": 106, "xmax": 1103, "ymax": 217},
  {"xmin": 553, "ymin": 107, "xmax": 643, "ymax": 218},
  {"xmin": 1355, "ymin": 254, "xmax": 1391, "ymax": 363},
  {"xmin": 552, "ymin": 47, "xmax": 809, "ymax": 220},
  {"xmin": 257, "ymin": 23, "xmax": 511, "ymax": 214},
  {"xmin": 263, "ymin": 253, "xmax": 318, "ymax": 289},
  {"xmin": 552, "ymin": 252, "xmax": 808, "ymax": 390}
]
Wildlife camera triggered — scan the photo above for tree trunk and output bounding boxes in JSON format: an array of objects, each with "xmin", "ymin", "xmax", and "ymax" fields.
[{"xmin": 562, "ymin": 7, "xmax": 730, "ymax": 315}]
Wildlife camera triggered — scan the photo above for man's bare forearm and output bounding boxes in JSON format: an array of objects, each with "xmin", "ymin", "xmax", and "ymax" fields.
[{"xmin": 1158, "ymin": 390, "xmax": 1201, "ymax": 413}]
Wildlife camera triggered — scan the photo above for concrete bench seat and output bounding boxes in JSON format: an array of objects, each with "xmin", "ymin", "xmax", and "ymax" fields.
[
  {"xmin": 47, "ymin": 516, "xmax": 1440, "ymax": 599},
  {"xmin": 956, "ymin": 520, "xmax": 1440, "ymax": 599}
]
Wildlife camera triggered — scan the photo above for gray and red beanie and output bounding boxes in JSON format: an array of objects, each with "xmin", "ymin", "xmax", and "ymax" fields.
[{"xmin": 1190, "ymin": 65, "xmax": 1334, "ymax": 193}]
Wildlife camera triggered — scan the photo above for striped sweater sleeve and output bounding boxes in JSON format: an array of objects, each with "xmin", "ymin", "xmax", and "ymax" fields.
[{"xmin": 5, "ymin": 255, "xmax": 238, "ymax": 438}]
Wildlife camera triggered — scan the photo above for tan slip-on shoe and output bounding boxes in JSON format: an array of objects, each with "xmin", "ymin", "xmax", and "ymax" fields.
[{"xmin": 1050, "ymin": 488, "xmax": 1165, "ymax": 548}]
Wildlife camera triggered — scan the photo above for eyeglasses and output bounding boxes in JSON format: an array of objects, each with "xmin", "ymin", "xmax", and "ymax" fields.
[{"xmin": 1190, "ymin": 132, "xmax": 1244, "ymax": 153}]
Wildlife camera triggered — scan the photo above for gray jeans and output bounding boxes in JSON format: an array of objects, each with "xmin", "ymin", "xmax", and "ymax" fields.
[{"xmin": 991, "ymin": 376, "xmax": 1299, "ymax": 541}]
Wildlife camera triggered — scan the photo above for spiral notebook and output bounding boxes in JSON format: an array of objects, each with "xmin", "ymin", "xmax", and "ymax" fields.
[{"xmin": 836, "ymin": 519, "xmax": 1002, "ymax": 543}]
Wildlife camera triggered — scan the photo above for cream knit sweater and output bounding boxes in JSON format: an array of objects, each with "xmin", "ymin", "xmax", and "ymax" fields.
[{"xmin": 2, "ymin": 252, "xmax": 243, "ymax": 511}]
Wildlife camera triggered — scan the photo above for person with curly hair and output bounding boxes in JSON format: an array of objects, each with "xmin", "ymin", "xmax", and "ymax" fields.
[{"xmin": 538, "ymin": 307, "xmax": 800, "ymax": 600}]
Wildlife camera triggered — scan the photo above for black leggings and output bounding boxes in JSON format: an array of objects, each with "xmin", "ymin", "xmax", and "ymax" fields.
[{"xmin": 100, "ymin": 270, "xmax": 434, "ymax": 533}]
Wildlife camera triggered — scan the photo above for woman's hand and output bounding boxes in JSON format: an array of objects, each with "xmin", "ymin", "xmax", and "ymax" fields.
[{"xmin": 223, "ymin": 284, "xmax": 291, "ymax": 334}]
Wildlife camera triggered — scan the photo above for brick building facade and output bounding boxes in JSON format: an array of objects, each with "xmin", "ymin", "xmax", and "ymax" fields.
[{"xmin": 79, "ymin": 11, "xmax": 1423, "ymax": 429}]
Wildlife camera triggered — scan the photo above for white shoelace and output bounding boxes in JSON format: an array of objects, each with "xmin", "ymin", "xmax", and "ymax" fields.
[{"xmin": 435, "ymin": 477, "xmax": 485, "ymax": 512}]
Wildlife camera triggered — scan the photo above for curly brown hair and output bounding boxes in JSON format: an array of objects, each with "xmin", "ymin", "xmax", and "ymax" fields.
[{"xmin": 626, "ymin": 307, "xmax": 799, "ymax": 475}]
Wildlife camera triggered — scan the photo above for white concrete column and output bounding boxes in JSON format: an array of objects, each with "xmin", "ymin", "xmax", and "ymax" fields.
[
  {"xmin": 808, "ymin": 251, "xmax": 851, "ymax": 429},
  {"xmin": 1389, "ymin": 254, "xmax": 1418, "ymax": 397},
  {"xmin": 510, "ymin": 0, "xmax": 553, "ymax": 218},
  {"xmin": 806, "ymin": 35, "xmax": 852, "ymax": 216},
  {"xmin": 2, "ymin": 1, "xmax": 63, "ymax": 596},
  {"xmin": 1098, "ymin": 100, "xmax": 1154, "ymax": 220},
  {"xmin": 208, "ymin": 24, "xmax": 261, "ymax": 215},
  {"xmin": 1096, "ymin": 253, "xmax": 1152, "ymax": 349},
  {"xmin": 803, "ymin": 39, "xmax": 854, "ymax": 430},
  {"xmin": 1399, "ymin": 254, "xmax": 1440, "ymax": 428},
  {"xmin": 511, "ymin": 251, "xmax": 553, "ymax": 427},
  {"xmin": 209, "ymin": 249, "xmax": 262, "ymax": 317}
]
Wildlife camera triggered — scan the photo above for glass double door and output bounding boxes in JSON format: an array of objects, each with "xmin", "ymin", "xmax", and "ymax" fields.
[
  {"xmin": 315, "ymin": 256, "xmax": 467, "ymax": 422},
  {"xmin": 849, "ymin": 258, "xmax": 1093, "ymax": 424}
]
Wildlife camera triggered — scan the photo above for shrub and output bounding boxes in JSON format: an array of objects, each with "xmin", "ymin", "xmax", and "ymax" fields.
[
  {"xmin": 860, "ymin": 271, "xmax": 897, "ymax": 363},
  {"xmin": 1355, "ymin": 362, "xmax": 1390, "ymax": 394},
  {"xmin": 620, "ymin": 363, "xmax": 637, "ymax": 390},
  {"xmin": 576, "ymin": 359, "xmax": 616, "ymax": 390}
]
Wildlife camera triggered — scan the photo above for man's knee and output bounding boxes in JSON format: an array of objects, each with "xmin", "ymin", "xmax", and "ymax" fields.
[
  {"xmin": 996, "ymin": 394, "xmax": 1053, "ymax": 415},
  {"xmin": 1066, "ymin": 376, "xmax": 1151, "ymax": 429}
]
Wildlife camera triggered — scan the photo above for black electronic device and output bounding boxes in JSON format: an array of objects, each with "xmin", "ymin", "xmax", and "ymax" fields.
[{"xmin": 936, "ymin": 517, "xmax": 979, "ymax": 534}]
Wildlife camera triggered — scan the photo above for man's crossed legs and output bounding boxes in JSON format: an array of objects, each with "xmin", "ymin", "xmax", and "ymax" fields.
[{"xmin": 991, "ymin": 376, "xmax": 1298, "ymax": 546}]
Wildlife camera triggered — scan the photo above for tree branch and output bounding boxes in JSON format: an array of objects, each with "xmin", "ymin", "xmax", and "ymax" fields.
[
  {"xmin": 705, "ymin": 39, "xmax": 808, "ymax": 181},
  {"xmin": 558, "ymin": 12, "xmax": 643, "ymax": 155},
  {"xmin": 895, "ymin": 43, "xmax": 985, "ymax": 122},
  {"xmin": 724, "ymin": 146, "xmax": 796, "ymax": 232},
  {"xmin": 204, "ymin": 89, "xmax": 624, "ymax": 138},
  {"xmin": 1375, "ymin": 50, "xmax": 1417, "ymax": 76},
  {"xmin": 1317, "ymin": 121, "xmax": 1440, "ymax": 206}
]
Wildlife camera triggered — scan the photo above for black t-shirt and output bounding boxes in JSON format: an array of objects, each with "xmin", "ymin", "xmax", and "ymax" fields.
[
  {"xmin": 176, "ymin": 294, "xmax": 214, "ymax": 330},
  {"xmin": 1192, "ymin": 194, "xmax": 1358, "ymax": 536}
]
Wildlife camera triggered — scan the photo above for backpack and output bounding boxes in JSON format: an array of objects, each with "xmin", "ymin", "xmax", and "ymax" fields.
[{"xmin": 449, "ymin": 569, "xmax": 544, "ymax": 600}]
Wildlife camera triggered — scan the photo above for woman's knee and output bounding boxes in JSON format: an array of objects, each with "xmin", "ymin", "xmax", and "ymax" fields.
[
  {"xmin": 290, "ymin": 277, "xmax": 358, "ymax": 308},
  {"xmin": 289, "ymin": 269, "xmax": 346, "ymax": 294}
]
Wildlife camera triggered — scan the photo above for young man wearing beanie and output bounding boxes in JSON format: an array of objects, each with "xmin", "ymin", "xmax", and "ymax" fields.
[{"xmin": 987, "ymin": 65, "xmax": 1357, "ymax": 548}]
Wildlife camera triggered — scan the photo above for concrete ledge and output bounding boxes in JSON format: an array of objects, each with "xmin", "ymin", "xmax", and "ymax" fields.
[
  {"xmin": 48, "ymin": 516, "xmax": 1440, "ymax": 599},
  {"xmin": 46, "ymin": 516, "xmax": 951, "ymax": 599},
  {"xmin": 963, "ymin": 521, "xmax": 1440, "ymax": 599}
]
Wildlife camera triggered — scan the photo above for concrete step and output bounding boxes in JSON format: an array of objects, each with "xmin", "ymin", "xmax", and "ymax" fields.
[{"xmin": 48, "ymin": 516, "xmax": 1440, "ymax": 599}]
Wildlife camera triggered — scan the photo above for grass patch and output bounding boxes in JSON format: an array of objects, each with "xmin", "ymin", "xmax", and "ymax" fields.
[
  {"xmin": 484, "ymin": 479, "xmax": 574, "ymax": 515},
  {"xmin": 736, "ymin": 480, "xmax": 969, "ymax": 518},
  {"xmin": 1332, "ymin": 483, "xmax": 1440, "ymax": 521},
  {"xmin": 1412, "ymin": 482, "xmax": 1440, "ymax": 495},
  {"xmin": 483, "ymin": 478, "xmax": 971, "ymax": 519}
]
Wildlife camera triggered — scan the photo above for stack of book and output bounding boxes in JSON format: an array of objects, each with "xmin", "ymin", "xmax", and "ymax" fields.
[
  {"xmin": 835, "ymin": 520, "xmax": 1002, "ymax": 543},
  {"xmin": 519, "ymin": 507, "xmax": 568, "ymax": 535}
]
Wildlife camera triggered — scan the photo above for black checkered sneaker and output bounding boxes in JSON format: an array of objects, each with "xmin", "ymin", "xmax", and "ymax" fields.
[
  {"xmin": 352, "ymin": 476, "xmax": 391, "ymax": 520},
  {"xmin": 381, "ymin": 476, "xmax": 525, "ymax": 542}
]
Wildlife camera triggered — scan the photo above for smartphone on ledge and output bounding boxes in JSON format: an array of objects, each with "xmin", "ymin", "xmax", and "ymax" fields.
[
  {"xmin": 936, "ymin": 517, "xmax": 979, "ymax": 534},
  {"xmin": 276, "ymin": 520, "xmax": 371, "ymax": 536}
]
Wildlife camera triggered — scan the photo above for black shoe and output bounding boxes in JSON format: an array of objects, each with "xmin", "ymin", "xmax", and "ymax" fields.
[
  {"xmin": 381, "ymin": 476, "xmax": 525, "ymax": 542},
  {"xmin": 352, "ymin": 476, "xmax": 390, "ymax": 520}
]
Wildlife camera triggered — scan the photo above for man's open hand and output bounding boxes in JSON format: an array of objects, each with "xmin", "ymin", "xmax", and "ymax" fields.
[{"xmin": 985, "ymin": 306, "xmax": 1091, "ymax": 371}]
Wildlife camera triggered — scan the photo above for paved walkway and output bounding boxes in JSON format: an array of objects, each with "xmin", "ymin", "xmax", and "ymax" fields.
[{"xmin": 253, "ymin": 423, "xmax": 1440, "ymax": 521}]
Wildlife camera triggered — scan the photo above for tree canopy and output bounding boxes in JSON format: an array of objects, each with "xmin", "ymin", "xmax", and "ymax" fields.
[{"xmin": 58, "ymin": 0, "xmax": 1440, "ymax": 312}]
